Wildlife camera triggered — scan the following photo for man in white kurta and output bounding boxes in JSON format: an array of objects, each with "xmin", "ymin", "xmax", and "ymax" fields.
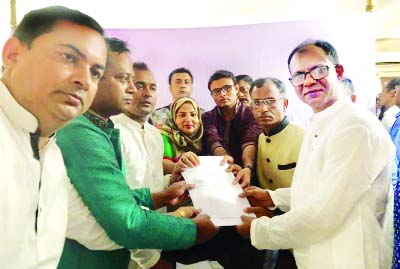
[
  {"xmin": 112, "ymin": 62, "xmax": 167, "ymax": 269},
  {"xmin": 0, "ymin": 80, "xmax": 117, "ymax": 269},
  {"xmin": 238, "ymin": 39, "xmax": 395, "ymax": 269},
  {"xmin": 0, "ymin": 6, "xmax": 108, "ymax": 269},
  {"xmin": 0, "ymin": 80, "xmax": 69, "ymax": 269},
  {"xmin": 112, "ymin": 114, "xmax": 166, "ymax": 192}
]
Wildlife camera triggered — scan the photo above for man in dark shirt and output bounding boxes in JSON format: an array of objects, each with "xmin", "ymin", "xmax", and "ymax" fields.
[{"xmin": 202, "ymin": 70, "xmax": 262, "ymax": 186}]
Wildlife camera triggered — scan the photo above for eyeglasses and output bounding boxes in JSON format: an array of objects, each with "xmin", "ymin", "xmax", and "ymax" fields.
[
  {"xmin": 251, "ymin": 98, "xmax": 284, "ymax": 108},
  {"xmin": 210, "ymin": 84, "xmax": 234, "ymax": 96},
  {"xmin": 238, "ymin": 86, "xmax": 250, "ymax": 94},
  {"xmin": 289, "ymin": 65, "xmax": 331, "ymax": 87}
]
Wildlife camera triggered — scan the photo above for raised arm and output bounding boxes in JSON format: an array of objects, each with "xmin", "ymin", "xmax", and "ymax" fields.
[
  {"xmin": 251, "ymin": 121, "xmax": 394, "ymax": 250},
  {"xmin": 57, "ymin": 122, "xmax": 196, "ymax": 250}
]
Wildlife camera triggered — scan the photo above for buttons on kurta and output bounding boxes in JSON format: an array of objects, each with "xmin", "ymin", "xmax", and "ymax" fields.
[
  {"xmin": 266, "ymin": 138, "xmax": 271, "ymax": 143},
  {"xmin": 269, "ymin": 179, "xmax": 273, "ymax": 184},
  {"xmin": 266, "ymin": 158, "xmax": 270, "ymax": 163},
  {"xmin": 314, "ymin": 134, "xmax": 318, "ymax": 138}
]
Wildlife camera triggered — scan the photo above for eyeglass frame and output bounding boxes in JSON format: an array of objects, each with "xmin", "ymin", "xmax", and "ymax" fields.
[
  {"xmin": 289, "ymin": 65, "xmax": 333, "ymax": 87},
  {"xmin": 251, "ymin": 97, "xmax": 285, "ymax": 108},
  {"xmin": 210, "ymin": 84, "xmax": 235, "ymax": 96}
]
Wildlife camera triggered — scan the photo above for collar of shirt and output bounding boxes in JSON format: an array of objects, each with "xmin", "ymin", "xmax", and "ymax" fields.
[
  {"xmin": 264, "ymin": 116, "xmax": 289, "ymax": 137},
  {"xmin": 310, "ymin": 98, "xmax": 350, "ymax": 123},
  {"xmin": 84, "ymin": 110, "xmax": 114, "ymax": 131},
  {"xmin": 384, "ymin": 105, "xmax": 400, "ymax": 118},
  {"xmin": 112, "ymin": 113, "xmax": 152, "ymax": 131},
  {"xmin": 0, "ymin": 80, "xmax": 38, "ymax": 133}
]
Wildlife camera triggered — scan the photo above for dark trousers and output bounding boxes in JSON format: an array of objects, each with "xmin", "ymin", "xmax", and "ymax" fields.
[
  {"xmin": 162, "ymin": 226, "xmax": 265, "ymax": 269},
  {"xmin": 274, "ymin": 249, "xmax": 297, "ymax": 269}
]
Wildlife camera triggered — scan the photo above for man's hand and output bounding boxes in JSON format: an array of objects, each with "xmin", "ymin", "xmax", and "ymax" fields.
[
  {"xmin": 239, "ymin": 186, "xmax": 275, "ymax": 208},
  {"xmin": 213, "ymin": 146, "xmax": 229, "ymax": 157},
  {"xmin": 165, "ymin": 181, "xmax": 194, "ymax": 206},
  {"xmin": 170, "ymin": 166, "xmax": 184, "ymax": 184},
  {"xmin": 192, "ymin": 214, "xmax": 219, "ymax": 245},
  {"xmin": 226, "ymin": 163, "xmax": 241, "ymax": 174},
  {"xmin": 220, "ymin": 154, "xmax": 234, "ymax": 165},
  {"xmin": 171, "ymin": 206, "xmax": 201, "ymax": 219},
  {"xmin": 152, "ymin": 181, "xmax": 194, "ymax": 209},
  {"xmin": 244, "ymin": 206, "xmax": 274, "ymax": 218},
  {"xmin": 227, "ymin": 165, "xmax": 251, "ymax": 188},
  {"xmin": 236, "ymin": 215, "xmax": 255, "ymax": 238}
]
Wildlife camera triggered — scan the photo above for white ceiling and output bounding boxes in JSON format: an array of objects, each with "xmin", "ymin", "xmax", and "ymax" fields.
[
  {"xmin": 4, "ymin": 0, "xmax": 399, "ymax": 39},
  {"xmin": 0, "ymin": 0, "xmax": 399, "ymax": 64}
]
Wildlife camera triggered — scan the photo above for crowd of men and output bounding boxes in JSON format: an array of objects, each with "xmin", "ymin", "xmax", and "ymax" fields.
[{"xmin": 1, "ymin": 5, "xmax": 399, "ymax": 269}]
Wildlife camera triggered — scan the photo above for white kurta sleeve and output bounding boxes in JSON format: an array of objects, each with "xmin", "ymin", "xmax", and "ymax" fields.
[
  {"xmin": 67, "ymin": 179, "xmax": 122, "ymax": 250},
  {"xmin": 382, "ymin": 182, "xmax": 394, "ymax": 257},
  {"xmin": 130, "ymin": 249, "xmax": 161, "ymax": 269},
  {"xmin": 268, "ymin": 188, "xmax": 291, "ymax": 212},
  {"xmin": 251, "ymin": 120, "xmax": 394, "ymax": 250}
]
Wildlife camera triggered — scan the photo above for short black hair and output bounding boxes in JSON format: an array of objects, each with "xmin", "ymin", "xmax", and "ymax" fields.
[
  {"xmin": 208, "ymin": 70, "xmax": 236, "ymax": 90},
  {"xmin": 168, "ymin": 67, "xmax": 193, "ymax": 85},
  {"xmin": 132, "ymin": 62, "xmax": 150, "ymax": 71},
  {"xmin": 105, "ymin": 37, "xmax": 130, "ymax": 54},
  {"xmin": 250, "ymin": 77, "xmax": 286, "ymax": 97},
  {"xmin": 236, "ymin": 75, "xmax": 253, "ymax": 86},
  {"xmin": 14, "ymin": 6, "xmax": 103, "ymax": 48},
  {"xmin": 287, "ymin": 39, "xmax": 339, "ymax": 67},
  {"xmin": 386, "ymin": 77, "xmax": 400, "ymax": 91}
]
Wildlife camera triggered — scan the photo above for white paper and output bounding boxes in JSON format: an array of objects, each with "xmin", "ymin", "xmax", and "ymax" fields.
[
  {"xmin": 177, "ymin": 261, "xmax": 217, "ymax": 269},
  {"xmin": 182, "ymin": 156, "xmax": 255, "ymax": 226}
]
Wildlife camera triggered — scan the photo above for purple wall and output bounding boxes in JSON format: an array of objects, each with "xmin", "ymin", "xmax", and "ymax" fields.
[{"xmin": 106, "ymin": 16, "xmax": 377, "ymax": 126}]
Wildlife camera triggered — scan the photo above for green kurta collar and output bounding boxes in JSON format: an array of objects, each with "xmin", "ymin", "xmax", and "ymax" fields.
[
  {"xmin": 84, "ymin": 110, "xmax": 114, "ymax": 131},
  {"xmin": 264, "ymin": 116, "xmax": 289, "ymax": 137}
]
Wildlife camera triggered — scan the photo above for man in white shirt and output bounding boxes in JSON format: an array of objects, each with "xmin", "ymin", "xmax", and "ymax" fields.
[
  {"xmin": 148, "ymin": 67, "xmax": 194, "ymax": 128},
  {"xmin": 113, "ymin": 62, "xmax": 165, "ymax": 193},
  {"xmin": 112, "ymin": 62, "xmax": 166, "ymax": 269},
  {"xmin": 380, "ymin": 78, "xmax": 400, "ymax": 131},
  {"xmin": 0, "ymin": 6, "xmax": 107, "ymax": 269},
  {"xmin": 237, "ymin": 39, "xmax": 395, "ymax": 269}
]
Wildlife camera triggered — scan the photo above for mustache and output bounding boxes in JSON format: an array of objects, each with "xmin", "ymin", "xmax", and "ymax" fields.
[{"xmin": 257, "ymin": 112, "xmax": 271, "ymax": 117}]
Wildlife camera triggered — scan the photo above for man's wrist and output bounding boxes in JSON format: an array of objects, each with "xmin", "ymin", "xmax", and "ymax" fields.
[
  {"xmin": 156, "ymin": 189, "xmax": 170, "ymax": 208},
  {"xmin": 175, "ymin": 209, "xmax": 186, "ymax": 218},
  {"xmin": 244, "ymin": 164, "xmax": 254, "ymax": 171},
  {"xmin": 213, "ymin": 146, "xmax": 228, "ymax": 156}
]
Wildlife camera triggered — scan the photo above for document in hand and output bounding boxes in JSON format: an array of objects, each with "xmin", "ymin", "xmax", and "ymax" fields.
[{"xmin": 182, "ymin": 156, "xmax": 255, "ymax": 226}]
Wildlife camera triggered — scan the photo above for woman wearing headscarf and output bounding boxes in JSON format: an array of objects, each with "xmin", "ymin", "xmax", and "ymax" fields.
[{"xmin": 160, "ymin": 97, "xmax": 204, "ymax": 172}]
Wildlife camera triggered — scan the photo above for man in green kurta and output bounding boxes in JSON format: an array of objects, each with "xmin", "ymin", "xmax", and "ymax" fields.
[{"xmin": 56, "ymin": 37, "xmax": 217, "ymax": 269}]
